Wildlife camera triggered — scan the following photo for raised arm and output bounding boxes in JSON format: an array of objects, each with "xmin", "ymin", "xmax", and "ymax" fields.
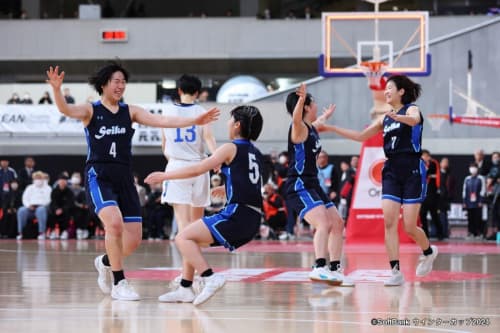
[
  {"xmin": 202, "ymin": 124, "xmax": 217, "ymax": 155},
  {"xmin": 322, "ymin": 116, "xmax": 383, "ymax": 142},
  {"xmin": 144, "ymin": 143, "xmax": 236, "ymax": 184},
  {"xmin": 290, "ymin": 83, "xmax": 309, "ymax": 143},
  {"xmin": 130, "ymin": 105, "xmax": 220, "ymax": 128},
  {"xmin": 46, "ymin": 66, "xmax": 92, "ymax": 124}
]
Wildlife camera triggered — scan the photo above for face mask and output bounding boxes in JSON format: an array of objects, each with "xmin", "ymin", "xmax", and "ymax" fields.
[
  {"xmin": 10, "ymin": 184, "xmax": 18, "ymax": 190},
  {"xmin": 33, "ymin": 179, "xmax": 43, "ymax": 187},
  {"xmin": 493, "ymin": 159, "xmax": 499, "ymax": 165},
  {"xmin": 279, "ymin": 156, "xmax": 287, "ymax": 164},
  {"xmin": 71, "ymin": 177, "xmax": 81, "ymax": 185},
  {"xmin": 469, "ymin": 167, "xmax": 478, "ymax": 175}
]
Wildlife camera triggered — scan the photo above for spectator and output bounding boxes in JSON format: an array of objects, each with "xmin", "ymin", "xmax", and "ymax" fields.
[
  {"xmin": 47, "ymin": 174, "xmax": 74, "ymax": 240},
  {"xmin": 0, "ymin": 159, "xmax": 17, "ymax": 206},
  {"xmin": 7, "ymin": 93, "xmax": 21, "ymax": 104},
  {"xmin": 350, "ymin": 155, "xmax": 359, "ymax": 172},
  {"xmin": 0, "ymin": 180, "xmax": 22, "ymax": 238},
  {"xmin": 474, "ymin": 148, "xmax": 490, "ymax": 176},
  {"xmin": 38, "ymin": 91, "xmax": 53, "ymax": 104},
  {"xmin": 145, "ymin": 182, "xmax": 171, "ymax": 240},
  {"xmin": 205, "ymin": 174, "xmax": 226, "ymax": 215},
  {"xmin": 16, "ymin": 171, "xmax": 51, "ymax": 240},
  {"xmin": 285, "ymin": 10, "xmax": 296, "ymax": 20},
  {"xmin": 197, "ymin": 89, "xmax": 210, "ymax": 103},
  {"xmin": 339, "ymin": 160, "xmax": 355, "ymax": 221},
  {"xmin": 262, "ymin": 183, "xmax": 287, "ymax": 239},
  {"xmin": 317, "ymin": 150, "xmax": 339, "ymax": 204},
  {"xmin": 420, "ymin": 150, "xmax": 444, "ymax": 240},
  {"xmin": 17, "ymin": 156, "xmax": 36, "ymax": 191},
  {"xmin": 63, "ymin": 87, "xmax": 75, "ymax": 104},
  {"xmin": 303, "ymin": 6, "xmax": 313, "ymax": 19},
  {"xmin": 438, "ymin": 157, "xmax": 456, "ymax": 238},
  {"xmin": 69, "ymin": 172, "xmax": 90, "ymax": 240},
  {"xmin": 462, "ymin": 163, "xmax": 486, "ymax": 239},
  {"xmin": 20, "ymin": 92, "xmax": 33, "ymax": 104}
]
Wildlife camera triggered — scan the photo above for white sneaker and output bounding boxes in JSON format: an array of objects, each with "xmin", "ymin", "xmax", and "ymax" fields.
[
  {"xmin": 193, "ymin": 273, "xmax": 226, "ymax": 306},
  {"xmin": 170, "ymin": 274, "xmax": 204, "ymax": 294},
  {"xmin": 309, "ymin": 266, "xmax": 342, "ymax": 285},
  {"xmin": 16, "ymin": 234, "xmax": 22, "ymax": 240},
  {"xmin": 60, "ymin": 230, "xmax": 69, "ymax": 240},
  {"xmin": 76, "ymin": 229, "xmax": 83, "ymax": 240},
  {"xmin": 94, "ymin": 255, "xmax": 112, "ymax": 294},
  {"xmin": 111, "ymin": 280, "xmax": 140, "ymax": 301},
  {"xmin": 49, "ymin": 231, "xmax": 58, "ymax": 240},
  {"xmin": 416, "ymin": 245, "xmax": 438, "ymax": 277},
  {"xmin": 37, "ymin": 234, "xmax": 46, "ymax": 240},
  {"xmin": 329, "ymin": 266, "xmax": 355, "ymax": 287},
  {"xmin": 158, "ymin": 286, "xmax": 196, "ymax": 303},
  {"xmin": 384, "ymin": 267, "xmax": 405, "ymax": 286}
]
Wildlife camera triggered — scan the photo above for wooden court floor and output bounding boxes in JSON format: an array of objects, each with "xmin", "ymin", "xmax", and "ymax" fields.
[{"xmin": 0, "ymin": 239, "xmax": 499, "ymax": 333}]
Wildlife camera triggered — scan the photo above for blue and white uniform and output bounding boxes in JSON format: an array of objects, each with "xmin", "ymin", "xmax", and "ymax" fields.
[
  {"xmin": 203, "ymin": 139, "xmax": 263, "ymax": 251},
  {"xmin": 284, "ymin": 123, "xmax": 333, "ymax": 221},
  {"xmin": 161, "ymin": 103, "xmax": 210, "ymax": 207},
  {"xmin": 84, "ymin": 101, "xmax": 142, "ymax": 222},
  {"xmin": 381, "ymin": 103, "xmax": 427, "ymax": 204}
]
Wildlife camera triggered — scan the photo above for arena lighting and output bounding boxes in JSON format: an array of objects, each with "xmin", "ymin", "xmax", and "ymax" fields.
[{"xmin": 100, "ymin": 29, "xmax": 128, "ymax": 43}]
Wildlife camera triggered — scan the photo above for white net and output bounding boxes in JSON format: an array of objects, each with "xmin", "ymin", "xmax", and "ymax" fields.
[
  {"xmin": 427, "ymin": 115, "xmax": 447, "ymax": 132},
  {"xmin": 360, "ymin": 61, "xmax": 387, "ymax": 91}
]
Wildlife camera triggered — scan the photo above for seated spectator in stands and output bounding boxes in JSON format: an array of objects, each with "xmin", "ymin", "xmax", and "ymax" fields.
[
  {"xmin": 38, "ymin": 91, "xmax": 53, "ymax": 104},
  {"xmin": 20, "ymin": 92, "xmax": 33, "ymax": 104},
  {"xmin": 7, "ymin": 93, "xmax": 21, "ymax": 104},
  {"xmin": 0, "ymin": 180, "xmax": 22, "ymax": 238},
  {"xmin": 197, "ymin": 89, "xmax": 210, "ymax": 103},
  {"xmin": 303, "ymin": 6, "xmax": 313, "ymax": 19},
  {"xmin": 145, "ymin": 182, "xmax": 172, "ymax": 240},
  {"xmin": 317, "ymin": 150, "xmax": 339, "ymax": 204},
  {"xmin": 205, "ymin": 174, "xmax": 226, "ymax": 216},
  {"xmin": 462, "ymin": 163, "xmax": 486, "ymax": 239},
  {"xmin": 47, "ymin": 173, "xmax": 74, "ymax": 240},
  {"xmin": 262, "ymin": 183, "xmax": 287, "ymax": 239},
  {"xmin": 285, "ymin": 10, "xmax": 296, "ymax": 19},
  {"xmin": 16, "ymin": 171, "xmax": 51, "ymax": 240},
  {"xmin": 63, "ymin": 87, "xmax": 75, "ymax": 104},
  {"xmin": 69, "ymin": 172, "xmax": 90, "ymax": 240},
  {"xmin": 17, "ymin": 156, "xmax": 36, "ymax": 192},
  {"xmin": 1, "ymin": 159, "xmax": 17, "ymax": 209}
]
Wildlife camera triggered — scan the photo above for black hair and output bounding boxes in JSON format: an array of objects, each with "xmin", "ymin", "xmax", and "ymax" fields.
[
  {"xmin": 89, "ymin": 61, "xmax": 129, "ymax": 96},
  {"xmin": 421, "ymin": 149, "xmax": 430, "ymax": 155},
  {"xmin": 386, "ymin": 75, "xmax": 422, "ymax": 104},
  {"xmin": 177, "ymin": 74, "xmax": 202, "ymax": 96},
  {"xmin": 230, "ymin": 105, "xmax": 263, "ymax": 141},
  {"xmin": 285, "ymin": 91, "xmax": 313, "ymax": 117}
]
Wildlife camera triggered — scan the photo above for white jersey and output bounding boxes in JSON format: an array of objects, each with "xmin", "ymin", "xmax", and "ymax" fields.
[{"xmin": 162, "ymin": 103, "xmax": 207, "ymax": 161}]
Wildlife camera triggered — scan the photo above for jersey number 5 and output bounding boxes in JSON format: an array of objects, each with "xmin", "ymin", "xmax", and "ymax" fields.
[
  {"xmin": 174, "ymin": 126, "xmax": 196, "ymax": 143},
  {"xmin": 248, "ymin": 153, "xmax": 260, "ymax": 184}
]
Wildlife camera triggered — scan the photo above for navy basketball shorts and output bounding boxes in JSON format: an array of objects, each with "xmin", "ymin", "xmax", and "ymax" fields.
[
  {"xmin": 285, "ymin": 177, "xmax": 334, "ymax": 220},
  {"xmin": 85, "ymin": 163, "xmax": 142, "ymax": 223},
  {"xmin": 203, "ymin": 203, "xmax": 261, "ymax": 251},
  {"xmin": 381, "ymin": 155, "xmax": 427, "ymax": 204}
]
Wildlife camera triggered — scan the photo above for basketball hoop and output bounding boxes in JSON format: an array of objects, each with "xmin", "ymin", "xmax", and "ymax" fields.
[
  {"xmin": 427, "ymin": 114, "xmax": 449, "ymax": 131},
  {"xmin": 360, "ymin": 61, "xmax": 387, "ymax": 91}
]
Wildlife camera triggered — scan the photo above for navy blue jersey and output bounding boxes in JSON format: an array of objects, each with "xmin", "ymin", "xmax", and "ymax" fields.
[
  {"xmin": 382, "ymin": 103, "xmax": 423, "ymax": 157},
  {"xmin": 222, "ymin": 139, "xmax": 263, "ymax": 208},
  {"xmin": 287, "ymin": 123, "xmax": 322, "ymax": 179},
  {"xmin": 85, "ymin": 101, "xmax": 135, "ymax": 165}
]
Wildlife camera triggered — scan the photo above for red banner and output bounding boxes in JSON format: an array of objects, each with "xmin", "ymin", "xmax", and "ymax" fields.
[{"xmin": 452, "ymin": 116, "xmax": 500, "ymax": 128}]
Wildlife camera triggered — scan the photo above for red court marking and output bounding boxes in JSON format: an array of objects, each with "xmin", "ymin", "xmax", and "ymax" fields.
[{"xmin": 214, "ymin": 241, "xmax": 500, "ymax": 254}]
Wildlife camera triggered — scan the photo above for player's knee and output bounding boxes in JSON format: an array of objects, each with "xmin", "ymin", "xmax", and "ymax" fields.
[
  {"xmin": 104, "ymin": 219, "xmax": 123, "ymax": 236},
  {"xmin": 403, "ymin": 223, "xmax": 417, "ymax": 237}
]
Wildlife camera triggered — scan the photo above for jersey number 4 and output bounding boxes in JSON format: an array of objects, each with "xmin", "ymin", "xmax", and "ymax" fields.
[
  {"xmin": 174, "ymin": 126, "xmax": 196, "ymax": 143},
  {"xmin": 109, "ymin": 142, "xmax": 117, "ymax": 158},
  {"xmin": 248, "ymin": 153, "xmax": 260, "ymax": 184}
]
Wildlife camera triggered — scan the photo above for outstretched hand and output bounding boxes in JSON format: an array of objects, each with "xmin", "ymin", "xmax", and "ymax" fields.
[
  {"xmin": 195, "ymin": 107, "xmax": 220, "ymax": 125},
  {"xmin": 46, "ymin": 66, "xmax": 65, "ymax": 91},
  {"xmin": 313, "ymin": 104, "xmax": 336, "ymax": 131},
  {"xmin": 296, "ymin": 83, "xmax": 306, "ymax": 99},
  {"xmin": 144, "ymin": 172, "xmax": 167, "ymax": 185}
]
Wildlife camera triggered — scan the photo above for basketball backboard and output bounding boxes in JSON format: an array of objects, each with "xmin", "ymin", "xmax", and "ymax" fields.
[{"xmin": 319, "ymin": 11, "xmax": 430, "ymax": 77}]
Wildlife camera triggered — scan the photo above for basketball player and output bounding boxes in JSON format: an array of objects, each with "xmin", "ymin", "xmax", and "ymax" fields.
[
  {"xmin": 45, "ymin": 64, "xmax": 219, "ymax": 301},
  {"xmin": 160, "ymin": 75, "xmax": 217, "ymax": 296},
  {"xmin": 145, "ymin": 105, "xmax": 264, "ymax": 305},
  {"xmin": 285, "ymin": 83, "xmax": 353, "ymax": 286},
  {"xmin": 320, "ymin": 75, "xmax": 437, "ymax": 286}
]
